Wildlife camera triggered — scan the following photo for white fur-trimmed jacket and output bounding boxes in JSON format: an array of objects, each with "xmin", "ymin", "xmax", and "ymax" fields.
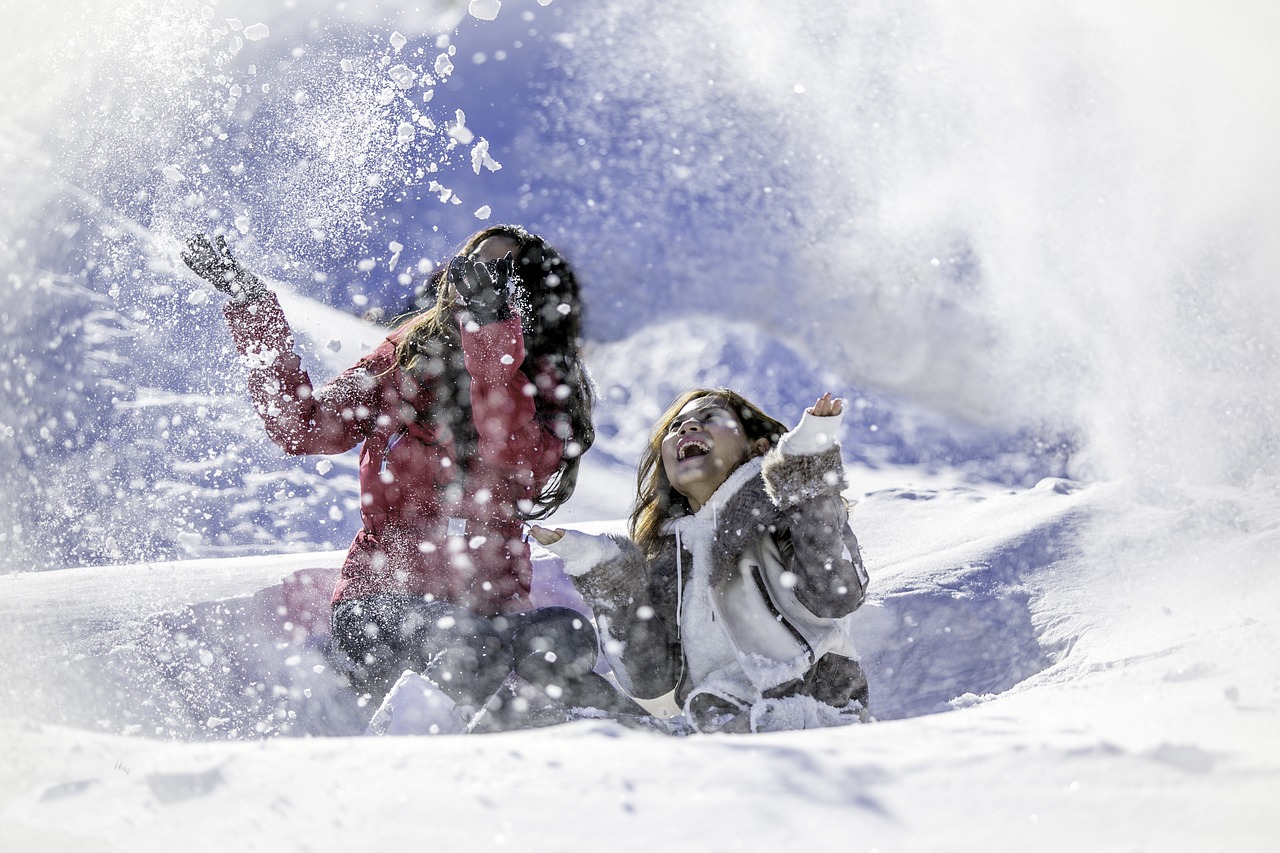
[{"xmin": 548, "ymin": 411, "xmax": 869, "ymax": 731}]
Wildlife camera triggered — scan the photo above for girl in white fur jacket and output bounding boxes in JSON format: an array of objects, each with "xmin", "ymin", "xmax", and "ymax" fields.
[{"xmin": 532, "ymin": 389, "xmax": 869, "ymax": 733}]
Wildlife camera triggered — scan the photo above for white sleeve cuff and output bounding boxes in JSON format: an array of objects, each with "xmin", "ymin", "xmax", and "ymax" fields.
[
  {"xmin": 777, "ymin": 407, "xmax": 844, "ymax": 456},
  {"xmin": 545, "ymin": 529, "xmax": 623, "ymax": 577}
]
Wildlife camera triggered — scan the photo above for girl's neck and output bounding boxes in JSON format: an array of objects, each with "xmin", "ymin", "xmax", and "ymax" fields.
[{"xmin": 686, "ymin": 456, "xmax": 762, "ymax": 516}]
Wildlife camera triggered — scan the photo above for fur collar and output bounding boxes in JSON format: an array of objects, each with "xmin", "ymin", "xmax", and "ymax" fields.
[{"xmin": 663, "ymin": 456, "xmax": 785, "ymax": 587}]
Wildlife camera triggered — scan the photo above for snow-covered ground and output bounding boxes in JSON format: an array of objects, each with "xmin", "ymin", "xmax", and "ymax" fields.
[
  {"xmin": 3, "ymin": 426, "xmax": 1278, "ymax": 851},
  {"xmin": 4, "ymin": 0, "xmax": 1280, "ymax": 850}
]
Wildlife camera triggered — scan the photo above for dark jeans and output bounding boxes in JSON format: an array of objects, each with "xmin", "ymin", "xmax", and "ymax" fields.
[{"xmin": 331, "ymin": 597, "xmax": 646, "ymax": 726}]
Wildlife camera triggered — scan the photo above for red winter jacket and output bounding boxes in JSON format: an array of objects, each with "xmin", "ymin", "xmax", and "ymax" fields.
[{"xmin": 223, "ymin": 293, "xmax": 566, "ymax": 616}]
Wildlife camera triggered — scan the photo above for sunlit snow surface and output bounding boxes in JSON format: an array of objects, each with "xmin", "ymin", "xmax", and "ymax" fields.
[{"xmin": 2, "ymin": 0, "xmax": 1280, "ymax": 850}]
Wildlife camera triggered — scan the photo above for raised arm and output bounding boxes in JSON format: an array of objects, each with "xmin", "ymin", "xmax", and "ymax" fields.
[
  {"xmin": 462, "ymin": 317, "xmax": 564, "ymax": 487},
  {"xmin": 762, "ymin": 395, "xmax": 869, "ymax": 617},
  {"xmin": 225, "ymin": 294, "xmax": 391, "ymax": 455},
  {"xmin": 453, "ymin": 254, "xmax": 569, "ymax": 493},
  {"xmin": 184, "ymin": 234, "xmax": 383, "ymax": 455}
]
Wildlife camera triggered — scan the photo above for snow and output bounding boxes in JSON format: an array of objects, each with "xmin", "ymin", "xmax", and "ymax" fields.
[
  {"xmin": 387, "ymin": 65, "xmax": 417, "ymax": 90},
  {"xmin": 470, "ymin": 138, "xmax": 502, "ymax": 174},
  {"xmin": 448, "ymin": 109, "xmax": 475, "ymax": 144},
  {"xmin": 3, "ymin": 0, "xmax": 1279, "ymax": 850},
  {"xmin": 1, "ymin": 469, "xmax": 1277, "ymax": 849},
  {"xmin": 469, "ymin": 0, "xmax": 503, "ymax": 22}
]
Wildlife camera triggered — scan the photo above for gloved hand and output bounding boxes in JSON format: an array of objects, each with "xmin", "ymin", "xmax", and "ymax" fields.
[
  {"xmin": 182, "ymin": 234, "xmax": 268, "ymax": 305},
  {"xmin": 447, "ymin": 253, "xmax": 514, "ymax": 325}
]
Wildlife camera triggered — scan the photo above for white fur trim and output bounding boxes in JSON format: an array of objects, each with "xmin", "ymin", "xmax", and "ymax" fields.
[
  {"xmin": 663, "ymin": 456, "xmax": 764, "ymax": 537},
  {"xmin": 545, "ymin": 529, "xmax": 623, "ymax": 577},
  {"xmin": 749, "ymin": 694, "xmax": 864, "ymax": 733},
  {"xmin": 777, "ymin": 408, "xmax": 844, "ymax": 456}
]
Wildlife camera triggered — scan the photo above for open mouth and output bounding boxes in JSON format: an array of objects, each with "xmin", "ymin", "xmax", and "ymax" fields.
[{"xmin": 677, "ymin": 438, "xmax": 711, "ymax": 461}]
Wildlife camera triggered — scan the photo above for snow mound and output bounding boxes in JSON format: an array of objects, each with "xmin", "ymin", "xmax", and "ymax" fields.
[
  {"xmin": 852, "ymin": 478, "xmax": 1093, "ymax": 719},
  {"xmin": 1, "ymin": 475, "xmax": 1100, "ymax": 739}
]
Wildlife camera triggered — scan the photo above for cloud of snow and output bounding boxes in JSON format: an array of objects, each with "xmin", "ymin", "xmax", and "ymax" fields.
[
  {"xmin": 554, "ymin": 0, "xmax": 1280, "ymax": 488},
  {"xmin": 0, "ymin": 0, "xmax": 493, "ymax": 280},
  {"xmin": 469, "ymin": 0, "xmax": 502, "ymax": 23},
  {"xmin": 0, "ymin": 0, "xmax": 508, "ymax": 571}
]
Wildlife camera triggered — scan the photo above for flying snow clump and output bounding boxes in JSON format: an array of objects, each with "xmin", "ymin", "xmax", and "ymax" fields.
[
  {"xmin": 470, "ymin": 138, "xmax": 501, "ymax": 174},
  {"xmin": 388, "ymin": 65, "xmax": 417, "ymax": 90},
  {"xmin": 469, "ymin": 0, "xmax": 502, "ymax": 22},
  {"xmin": 449, "ymin": 110, "xmax": 474, "ymax": 145}
]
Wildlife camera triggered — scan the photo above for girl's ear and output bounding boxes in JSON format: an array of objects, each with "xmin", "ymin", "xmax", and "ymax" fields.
[{"xmin": 749, "ymin": 437, "xmax": 772, "ymax": 457}]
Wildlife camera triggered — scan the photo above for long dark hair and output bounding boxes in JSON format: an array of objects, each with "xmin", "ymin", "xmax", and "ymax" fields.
[
  {"xmin": 629, "ymin": 388, "xmax": 787, "ymax": 557},
  {"xmin": 392, "ymin": 225, "xmax": 594, "ymax": 519}
]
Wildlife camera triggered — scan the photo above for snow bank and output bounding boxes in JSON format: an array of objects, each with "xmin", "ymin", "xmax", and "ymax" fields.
[
  {"xmin": 0, "ymin": 470, "xmax": 1099, "ymax": 740},
  {"xmin": 3, "ymin": 473, "xmax": 1277, "ymax": 852}
]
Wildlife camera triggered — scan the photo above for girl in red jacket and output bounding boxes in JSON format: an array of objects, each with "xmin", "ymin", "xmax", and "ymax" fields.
[{"xmin": 183, "ymin": 225, "xmax": 639, "ymax": 731}]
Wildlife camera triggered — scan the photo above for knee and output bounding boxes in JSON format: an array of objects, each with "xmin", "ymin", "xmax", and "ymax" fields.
[
  {"xmin": 512, "ymin": 608, "xmax": 599, "ymax": 681},
  {"xmin": 331, "ymin": 598, "xmax": 410, "ymax": 686},
  {"xmin": 412, "ymin": 602, "xmax": 505, "ymax": 659}
]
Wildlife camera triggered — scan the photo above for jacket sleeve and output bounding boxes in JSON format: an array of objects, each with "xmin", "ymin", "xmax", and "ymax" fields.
[
  {"xmin": 461, "ymin": 316, "xmax": 565, "ymax": 493},
  {"xmin": 223, "ymin": 292, "xmax": 387, "ymax": 455},
  {"xmin": 547, "ymin": 530, "xmax": 682, "ymax": 699},
  {"xmin": 762, "ymin": 410, "xmax": 869, "ymax": 618}
]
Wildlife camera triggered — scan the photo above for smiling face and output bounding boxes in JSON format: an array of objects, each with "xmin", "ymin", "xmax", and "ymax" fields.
[{"xmin": 659, "ymin": 397, "xmax": 761, "ymax": 511}]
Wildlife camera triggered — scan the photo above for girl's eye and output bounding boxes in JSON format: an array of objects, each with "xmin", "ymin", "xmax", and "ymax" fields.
[{"xmin": 669, "ymin": 409, "xmax": 726, "ymax": 432}]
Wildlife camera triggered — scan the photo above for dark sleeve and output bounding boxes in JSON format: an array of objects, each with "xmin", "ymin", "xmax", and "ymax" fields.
[
  {"xmin": 763, "ymin": 445, "xmax": 869, "ymax": 617},
  {"xmin": 570, "ymin": 536, "xmax": 682, "ymax": 700}
]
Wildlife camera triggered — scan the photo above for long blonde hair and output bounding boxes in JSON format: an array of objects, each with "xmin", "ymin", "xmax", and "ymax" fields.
[
  {"xmin": 392, "ymin": 225, "xmax": 594, "ymax": 519},
  {"xmin": 629, "ymin": 389, "xmax": 787, "ymax": 557}
]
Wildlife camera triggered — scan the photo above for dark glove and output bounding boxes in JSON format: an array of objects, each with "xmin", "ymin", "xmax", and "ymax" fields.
[
  {"xmin": 447, "ymin": 253, "xmax": 514, "ymax": 325},
  {"xmin": 182, "ymin": 233, "xmax": 267, "ymax": 305}
]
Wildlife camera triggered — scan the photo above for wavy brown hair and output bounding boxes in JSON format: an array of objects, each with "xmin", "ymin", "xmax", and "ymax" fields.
[
  {"xmin": 392, "ymin": 225, "xmax": 594, "ymax": 519},
  {"xmin": 629, "ymin": 388, "xmax": 788, "ymax": 557}
]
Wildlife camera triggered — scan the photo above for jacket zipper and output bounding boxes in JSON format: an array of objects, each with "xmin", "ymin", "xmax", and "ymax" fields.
[
  {"xmin": 380, "ymin": 427, "xmax": 407, "ymax": 474},
  {"xmin": 750, "ymin": 565, "xmax": 815, "ymax": 664}
]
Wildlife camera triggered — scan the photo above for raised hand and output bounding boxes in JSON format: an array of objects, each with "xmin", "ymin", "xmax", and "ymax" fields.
[
  {"xmin": 182, "ymin": 234, "xmax": 266, "ymax": 304},
  {"xmin": 447, "ymin": 252, "xmax": 514, "ymax": 325},
  {"xmin": 807, "ymin": 393, "xmax": 844, "ymax": 417}
]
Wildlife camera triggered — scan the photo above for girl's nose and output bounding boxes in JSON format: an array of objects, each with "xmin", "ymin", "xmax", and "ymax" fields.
[{"xmin": 677, "ymin": 419, "xmax": 701, "ymax": 435}]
